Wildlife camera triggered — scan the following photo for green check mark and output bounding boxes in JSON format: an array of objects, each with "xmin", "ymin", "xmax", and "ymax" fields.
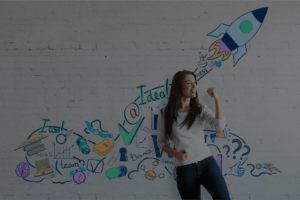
[{"xmin": 118, "ymin": 117, "xmax": 145, "ymax": 145}]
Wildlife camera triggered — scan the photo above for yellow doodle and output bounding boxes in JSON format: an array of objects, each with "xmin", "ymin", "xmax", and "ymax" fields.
[{"xmin": 93, "ymin": 139, "xmax": 114, "ymax": 156}]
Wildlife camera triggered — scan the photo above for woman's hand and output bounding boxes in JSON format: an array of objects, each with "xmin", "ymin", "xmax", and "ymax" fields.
[
  {"xmin": 177, "ymin": 149, "xmax": 189, "ymax": 161},
  {"xmin": 207, "ymin": 88, "xmax": 219, "ymax": 100}
]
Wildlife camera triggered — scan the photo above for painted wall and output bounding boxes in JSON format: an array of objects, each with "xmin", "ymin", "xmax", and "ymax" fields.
[{"xmin": 0, "ymin": 1, "xmax": 299, "ymax": 200}]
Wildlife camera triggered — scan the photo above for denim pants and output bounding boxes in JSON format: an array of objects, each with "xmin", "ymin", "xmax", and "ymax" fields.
[{"xmin": 176, "ymin": 156, "xmax": 231, "ymax": 200}]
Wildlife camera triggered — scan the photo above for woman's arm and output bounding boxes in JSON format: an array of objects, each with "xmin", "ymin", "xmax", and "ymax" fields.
[
  {"xmin": 204, "ymin": 88, "xmax": 226, "ymax": 131},
  {"xmin": 207, "ymin": 88, "xmax": 225, "ymax": 119},
  {"xmin": 214, "ymin": 97, "xmax": 225, "ymax": 119},
  {"xmin": 162, "ymin": 144, "xmax": 189, "ymax": 161},
  {"xmin": 162, "ymin": 144, "xmax": 180, "ymax": 158}
]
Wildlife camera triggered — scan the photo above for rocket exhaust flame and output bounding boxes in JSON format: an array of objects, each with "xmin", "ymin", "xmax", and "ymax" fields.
[{"xmin": 208, "ymin": 40, "xmax": 231, "ymax": 61}]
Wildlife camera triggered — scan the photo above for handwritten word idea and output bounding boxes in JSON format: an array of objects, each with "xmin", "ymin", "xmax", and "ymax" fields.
[{"xmin": 136, "ymin": 79, "xmax": 169, "ymax": 106}]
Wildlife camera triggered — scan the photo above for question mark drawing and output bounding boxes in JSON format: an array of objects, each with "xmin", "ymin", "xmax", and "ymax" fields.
[
  {"xmin": 232, "ymin": 139, "xmax": 242, "ymax": 159},
  {"xmin": 223, "ymin": 145, "xmax": 230, "ymax": 158},
  {"xmin": 241, "ymin": 145, "xmax": 251, "ymax": 158}
]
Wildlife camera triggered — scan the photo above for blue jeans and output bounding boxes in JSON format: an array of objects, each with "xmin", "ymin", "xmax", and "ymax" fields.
[{"xmin": 176, "ymin": 156, "xmax": 231, "ymax": 200}]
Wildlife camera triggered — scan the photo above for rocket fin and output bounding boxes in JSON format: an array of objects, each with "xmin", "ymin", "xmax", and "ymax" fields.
[
  {"xmin": 207, "ymin": 24, "xmax": 230, "ymax": 38},
  {"xmin": 233, "ymin": 45, "xmax": 247, "ymax": 67}
]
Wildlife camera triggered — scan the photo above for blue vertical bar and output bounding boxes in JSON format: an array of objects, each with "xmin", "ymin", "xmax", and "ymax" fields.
[{"xmin": 153, "ymin": 115, "xmax": 158, "ymax": 130}]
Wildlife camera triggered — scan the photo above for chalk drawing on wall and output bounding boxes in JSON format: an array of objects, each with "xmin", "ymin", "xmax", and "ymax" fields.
[
  {"xmin": 160, "ymin": 159, "xmax": 175, "ymax": 165},
  {"xmin": 86, "ymin": 158, "xmax": 106, "ymax": 174},
  {"xmin": 204, "ymin": 126, "xmax": 229, "ymax": 143},
  {"xmin": 118, "ymin": 117, "xmax": 145, "ymax": 145},
  {"xmin": 76, "ymin": 138, "xmax": 91, "ymax": 155},
  {"xmin": 128, "ymin": 157, "xmax": 160, "ymax": 179},
  {"xmin": 141, "ymin": 160, "xmax": 165, "ymax": 180},
  {"xmin": 136, "ymin": 136, "xmax": 151, "ymax": 148},
  {"xmin": 54, "ymin": 143, "xmax": 74, "ymax": 159},
  {"xmin": 124, "ymin": 102, "xmax": 142, "ymax": 125},
  {"xmin": 139, "ymin": 125, "xmax": 151, "ymax": 133},
  {"xmin": 225, "ymin": 161, "xmax": 245, "ymax": 176},
  {"xmin": 207, "ymin": 7, "xmax": 268, "ymax": 66},
  {"xmin": 130, "ymin": 149, "xmax": 152, "ymax": 161},
  {"xmin": 209, "ymin": 60, "xmax": 222, "ymax": 69},
  {"xmin": 106, "ymin": 165, "xmax": 128, "ymax": 180},
  {"xmin": 107, "ymin": 152, "xmax": 119, "ymax": 166},
  {"xmin": 15, "ymin": 162, "xmax": 30, "ymax": 178},
  {"xmin": 85, "ymin": 120, "xmax": 112, "ymax": 138},
  {"xmin": 156, "ymin": 100, "xmax": 167, "ymax": 109},
  {"xmin": 71, "ymin": 168, "xmax": 86, "ymax": 184},
  {"xmin": 15, "ymin": 134, "xmax": 48, "ymax": 156},
  {"xmin": 260, "ymin": 163, "xmax": 282, "ymax": 173},
  {"xmin": 34, "ymin": 158, "xmax": 53, "ymax": 177},
  {"xmin": 173, "ymin": 166, "xmax": 178, "ymax": 182},
  {"xmin": 247, "ymin": 163, "xmax": 281, "ymax": 177},
  {"xmin": 198, "ymin": 52, "xmax": 208, "ymax": 68},
  {"xmin": 93, "ymin": 139, "xmax": 114, "ymax": 156},
  {"xmin": 119, "ymin": 147, "xmax": 128, "ymax": 161},
  {"xmin": 14, "ymin": 7, "xmax": 278, "ymax": 185},
  {"xmin": 223, "ymin": 145, "xmax": 230, "ymax": 158}
]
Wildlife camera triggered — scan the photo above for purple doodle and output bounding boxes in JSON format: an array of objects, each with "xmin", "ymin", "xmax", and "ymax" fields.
[
  {"xmin": 216, "ymin": 42, "xmax": 230, "ymax": 55},
  {"xmin": 209, "ymin": 61, "xmax": 216, "ymax": 69},
  {"xmin": 15, "ymin": 162, "xmax": 30, "ymax": 178}
]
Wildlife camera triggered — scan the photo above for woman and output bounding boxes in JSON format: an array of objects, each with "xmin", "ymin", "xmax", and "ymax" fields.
[{"xmin": 157, "ymin": 70, "xmax": 231, "ymax": 200}]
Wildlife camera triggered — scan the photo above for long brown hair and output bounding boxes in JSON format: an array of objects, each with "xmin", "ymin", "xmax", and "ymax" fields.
[{"xmin": 160, "ymin": 70, "xmax": 203, "ymax": 141}]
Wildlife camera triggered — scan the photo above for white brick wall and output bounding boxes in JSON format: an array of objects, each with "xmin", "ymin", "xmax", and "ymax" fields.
[{"xmin": 1, "ymin": 1, "xmax": 300, "ymax": 200}]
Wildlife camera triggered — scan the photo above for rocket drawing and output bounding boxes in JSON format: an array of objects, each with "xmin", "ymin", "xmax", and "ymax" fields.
[{"xmin": 207, "ymin": 7, "xmax": 268, "ymax": 66}]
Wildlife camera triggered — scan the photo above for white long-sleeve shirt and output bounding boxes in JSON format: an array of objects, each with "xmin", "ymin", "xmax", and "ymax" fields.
[{"xmin": 157, "ymin": 103, "xmax": 226, "ymax": 167}]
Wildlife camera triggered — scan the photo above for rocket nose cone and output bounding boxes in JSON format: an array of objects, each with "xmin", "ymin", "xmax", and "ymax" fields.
[{"xmin": 252, "ymin": 7, "xmax": 268, "ymax": 23}]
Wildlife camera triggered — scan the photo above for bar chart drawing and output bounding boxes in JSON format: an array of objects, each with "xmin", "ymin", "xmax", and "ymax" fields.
[
  {"xmin": 54, "ymin": 143, "xmax": 74, "ymax": 159},
  {"xmin": 151, "ymin": 107, "xmax": 158, "ymax": 130}
]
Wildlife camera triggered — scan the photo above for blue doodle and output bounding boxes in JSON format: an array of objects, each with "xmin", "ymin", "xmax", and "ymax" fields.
[
  {"xmin": 114, "ymin": 134, "xmax": 120, "ymax": 141},
  {"xmin": 85, "ymin": 121, "xmax": 112, "ymax": 138},
  {"xmin": 137, "ymin": 137, "xmax": 146, "ymax": 146},
  {"xmin": 241, "ymin": 158, "xmax": 247, "ymax": 166},
  {"xmin": 156, "ymin": 100, "xmax": 167, "ymax": 109},
  {"xmin": 204, "ymin": 135, "xmax": 208, "ymax": 143},
  {"xmin": 247, "ymin": 164, "xmax": 277, "ymax": 177},
  {"xmin": 225, "ymin": 161, "xmax": 245, "ymax": 176},
  {"xmin": 165, "ymin": 166, "xmax": 172, "ymax": 175},
  {"xmin": 24, "ymin": 177, "xmax": 71, "ymax": 184},
  {"xmin": 198, "ymin": 53, "xmax": 208, "ymax": 68},
  {"xmin": 86, "ymin": 158, "xmax": 106, "ymax": 174},
  {"xmin": 232, "ymin": 139, "xmax": 242, "ymax": 159},
  {"xmin": 229, "ymin": 133, "xmax": 246, "ymax": 144},
  {"xmin": 51, "ymin": 180, "xmax": 71, "ymax": 184},
  {"xmin": 242, "ymin": 145, "xmax": 251, "ymax": 157},
  {"xmin": 210, "ymin": 133, "xmax": 217, "ymax": 143},
  {"xmin": 128, "ymin": 157, "xmax": 160, "ymax": 179},
  {"xmin": 119, "ymin": 147, "xmax": 128, "ymax": 161},
  {"xmin": 207, "ymin": 144, "xmax": 221, "ymax": 153},
  {"xmin": 73, "ymin": 132, "xmax": 84, "ymax": 138},
  {"xmin": 215, "ymin": 60, "xmax": 222, "ymax": 68},
  {"xmin": 87, "ymin": 140, "xmax": 96, "ymax": 145},
  {"xmin": 130, "ymin": 149, "xmax": 152, "ymax": 161},
  {"xmin": 55, "ymin": 161, "xmax": 62, "ymax": 176},
  {"xmin": 223, "ymin": 145, "xmax": 230, "ymax": 158},
  {"xmin": 56, "ymin": 134, "xmax": 67, "ymax": 144},
  {"xmin": 197, "ymin": 68, "xmax": 213, "ymax": 82},
  {"xmin": 73, "ymin": 156, "xmax": 85, "ymax": 167},
  {"xmin": 118, "ymin": 165, "xmax": 128, "ymax": 178},
  {"xmin": 25, "ymin": 156, "xmax": 35, "ymax": 168}
]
